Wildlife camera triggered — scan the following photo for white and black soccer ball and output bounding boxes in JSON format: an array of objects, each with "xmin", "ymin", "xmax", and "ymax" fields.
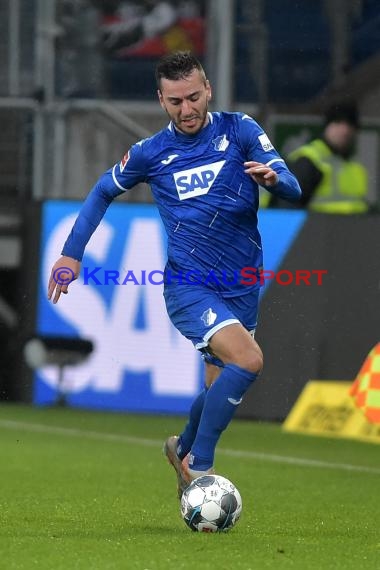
[{"xmin": 180, "ymin": 474, "xmax": 242, "ymax": 532}]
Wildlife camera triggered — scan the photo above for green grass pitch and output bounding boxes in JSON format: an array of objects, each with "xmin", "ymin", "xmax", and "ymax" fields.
[{"xmin": 0, "ymin": 403, "xmax": 379, "ymax": 569}]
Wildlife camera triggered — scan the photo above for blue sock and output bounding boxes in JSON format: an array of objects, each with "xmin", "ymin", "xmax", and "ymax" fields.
[
  {"xmin": 177, "ymin": 388, "xmax": 207, "ymax": 460},
  {"xmin": 189, "ymin": 364, "xmax": 258, "ymax": 471}
]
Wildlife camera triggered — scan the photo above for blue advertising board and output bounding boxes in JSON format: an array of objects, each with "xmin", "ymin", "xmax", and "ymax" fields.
[{"xmin": 35, "ymin": 201, "xmax": 306, "ymax": 414}]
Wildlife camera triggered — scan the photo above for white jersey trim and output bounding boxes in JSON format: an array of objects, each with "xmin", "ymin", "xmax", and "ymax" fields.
[
  {"xmin": 195, "ymin": 318, "xmax": 240, "ymax": 349},
  {"xmin": 112, "ymin": 165, "xmax": 129, "ymax": 191},
  {"xmin": 266, "ymin": 158, "xmax": 285, "ymax": 167}
]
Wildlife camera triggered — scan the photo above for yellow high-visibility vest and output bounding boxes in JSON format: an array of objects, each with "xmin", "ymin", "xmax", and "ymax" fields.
[
  {"xmin": 288, "ymin": 139, "xmax": 368, "ymax": 214},
  {"xmin": 258, "ymin": 187, "xmax": 271, "ymax": 208}
]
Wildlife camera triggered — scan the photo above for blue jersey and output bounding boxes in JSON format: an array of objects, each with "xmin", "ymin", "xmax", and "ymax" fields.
[{"xmin": 62, "ymin": 112, "xmax": 301, "ymax": 296}]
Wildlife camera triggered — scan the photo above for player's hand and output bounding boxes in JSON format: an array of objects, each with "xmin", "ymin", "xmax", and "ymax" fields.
[
  {"xmin": 244, "ymin": 161, "xmax": 279, "ymax": 187},
  {"xmin": 48, "ymin": 256, "xmax": 81, "ymax": 304}
]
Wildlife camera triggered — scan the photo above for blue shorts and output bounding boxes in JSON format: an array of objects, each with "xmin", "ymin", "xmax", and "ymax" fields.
[{"xmin": 163, "ymin": 284, "xmax": 259, "ymax": 364}]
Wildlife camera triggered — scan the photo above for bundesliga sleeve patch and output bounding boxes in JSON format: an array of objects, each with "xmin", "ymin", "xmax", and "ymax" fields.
[
  {"xmin": 258, "ymin": 133, "xmax": 274, "ymax": 152},
  {"xmin": 119, "ymin": 151, "xmax": 130, "ymax": 173}
]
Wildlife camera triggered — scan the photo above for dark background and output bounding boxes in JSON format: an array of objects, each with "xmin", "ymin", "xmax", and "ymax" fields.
[{"xmin": 237, "ymin": 213, "xmax": 380, "ymax": 420}]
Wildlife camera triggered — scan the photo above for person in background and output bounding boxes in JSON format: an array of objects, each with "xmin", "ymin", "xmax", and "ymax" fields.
[
  {"xmin": 95, "ymin": 0, "xmax": 178, "ymax": 55},
  {"xmin": 269, "ymin": 100, "xmax": 369, "ymax": 213},
  {"xmin": 56, "ymin": 0, "xmax": 103, "ymax": 98},
  {"xmin": 47, "ymin": 51, "xmax": 301, "ymax": 499},
  {"xmin": 94, "ymin": 0, "xmax": 205, "ymax": 57}
]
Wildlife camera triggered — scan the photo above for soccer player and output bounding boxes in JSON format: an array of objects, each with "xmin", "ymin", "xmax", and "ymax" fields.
[{"xmin": 48, "ymin": 51, "xmax": 301, "ymax": 498}]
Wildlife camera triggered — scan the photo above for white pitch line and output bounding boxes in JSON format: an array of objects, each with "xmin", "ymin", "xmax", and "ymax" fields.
[
  {"xmin": 1, "ymin": 419, "xmax": 379, "ymax": 476},
  {"xmin": 217, "ymin": 448, "xmax": 380, "ymax": 475}
]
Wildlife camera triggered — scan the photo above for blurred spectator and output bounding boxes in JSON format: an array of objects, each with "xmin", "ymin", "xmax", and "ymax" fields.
[
  {"xmin": 56, "ymin": 0, "xmax": 104, "ymax": 98},
  {"xmin": 94, "ymin": 0, "xmax": 205, "ymax": 58},
  {"xmin": 92, "ymin": 0, "xmax": 205, "ymax": 98},
  {"xmin": 97, "ymin": 1, "xmax": 177, "ymax": 55},
  {"xmin": 55, "ymin": 1, "xmax": 205, "ymax": 99},
  {"xmin": 269, "ymin": 100, "xmax": 369, "ymax": 214}
]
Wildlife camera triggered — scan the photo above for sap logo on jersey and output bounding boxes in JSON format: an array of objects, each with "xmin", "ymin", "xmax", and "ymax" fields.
[{"xmin": 173, "ymin": 160, "xmax": 225, "ymax": 200}]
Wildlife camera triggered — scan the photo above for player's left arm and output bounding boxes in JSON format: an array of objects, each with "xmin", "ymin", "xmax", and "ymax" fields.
[{"xmin": 237, "ymin": 114, "xmax": 302, "ymax": 202}]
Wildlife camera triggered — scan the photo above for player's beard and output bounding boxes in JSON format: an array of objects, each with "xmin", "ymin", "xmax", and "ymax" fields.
[{"xmin": 171, "ymin": 103, "xmax": 209, "ymax": 135}]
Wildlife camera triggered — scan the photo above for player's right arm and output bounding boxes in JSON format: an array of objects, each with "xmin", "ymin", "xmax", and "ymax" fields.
[{"xmin": 47, "ymin": 142, "xmax": 148, "ymax": 304}]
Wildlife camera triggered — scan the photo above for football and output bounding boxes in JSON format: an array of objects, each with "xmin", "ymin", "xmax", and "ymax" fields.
[{"xmin": 180, "ymin": 474, "xmax": 242, "ymax": 532}]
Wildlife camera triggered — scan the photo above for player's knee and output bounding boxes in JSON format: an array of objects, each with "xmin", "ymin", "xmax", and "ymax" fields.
[
  {"xmin": 243, "ymin": 351, "xmax": 263, "ymax": 374},
  {"xmin": 228, "ymin": 350, "xmax": 263, "ymax": 374}
]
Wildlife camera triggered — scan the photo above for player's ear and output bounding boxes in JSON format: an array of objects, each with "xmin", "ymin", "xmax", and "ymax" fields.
[
  {"xmin": 157, "ymin": 89, "xmax": 165, "ymax": 110},
  {"xmin": 206, "ymin": 80, "xmax": 212, "ymax": 101}
]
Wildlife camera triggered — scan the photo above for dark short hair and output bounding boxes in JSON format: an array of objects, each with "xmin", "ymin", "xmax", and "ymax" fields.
[
  {"xmin": 155, "ymin": 51, "xmax": 206, "ymax": 89},
  {"xmin": 324, "ymin": 99, "xmax": 360, "ymax": 128}
]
